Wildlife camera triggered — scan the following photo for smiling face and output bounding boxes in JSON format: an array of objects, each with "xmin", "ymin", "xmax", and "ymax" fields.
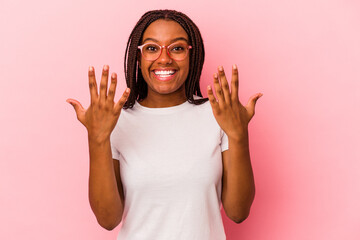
[{"xmin": 138, "ymin": 19, "xmax": 190, "ymax": 106}]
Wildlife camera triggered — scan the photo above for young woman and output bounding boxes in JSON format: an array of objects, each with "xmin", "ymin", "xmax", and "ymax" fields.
[{"xmin": 67, "ymin": 9, "xmax": 262, "ymax": 240}]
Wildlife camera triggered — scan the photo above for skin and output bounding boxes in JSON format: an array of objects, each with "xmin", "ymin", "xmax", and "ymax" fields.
[
  {"xmin": 66, "ymin": 66, "xmax": 130, "ymax": 230},
  {"xmin": 66, "ymin": 17, "xmax": 263, "ymax": 227},
  {"xmin": 137, "ymin": 19, "xmax": 190, "ymax": 108},
  {"xmin": 208, "ymin": 65, "xmax": 263, "ymax": 222}
]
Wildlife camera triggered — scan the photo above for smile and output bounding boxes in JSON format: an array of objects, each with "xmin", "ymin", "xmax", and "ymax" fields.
[{"xmin": 152, "ymin": 70, "xmax": 177, "ymax": 81}]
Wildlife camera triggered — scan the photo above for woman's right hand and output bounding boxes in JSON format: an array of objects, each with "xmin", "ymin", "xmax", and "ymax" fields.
[{"xmin": 66, "ymin": 65, "xmax": 130, "ymax": 142}]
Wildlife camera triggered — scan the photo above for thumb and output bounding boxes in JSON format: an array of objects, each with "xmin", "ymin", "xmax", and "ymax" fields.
[
  {"xmin": 66, "ymin": 99, "xmax": 86, "ymax": 122},
  {"xmin": 246, "ymin": 93, "xmax": 263, "ymax": 117}
]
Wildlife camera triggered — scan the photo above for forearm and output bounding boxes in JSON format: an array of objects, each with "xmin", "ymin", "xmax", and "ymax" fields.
[
  {"xmin": 222, "ymin": 134, "xmax": 255, "ymax": 222},
  {"xmin": 88, "ymin": 136, "xmax": 123, "ymax": 230}
]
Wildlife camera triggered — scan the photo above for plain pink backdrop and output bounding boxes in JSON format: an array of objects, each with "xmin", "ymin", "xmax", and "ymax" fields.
[{"xmin": 1, "ymin": 0, "xmax": 359, "ymax": 239}]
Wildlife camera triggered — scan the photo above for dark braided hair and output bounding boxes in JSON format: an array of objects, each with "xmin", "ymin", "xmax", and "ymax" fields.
[{"xmin": 123, "ymin": 9, "xmax": 208, "ymax": 109}]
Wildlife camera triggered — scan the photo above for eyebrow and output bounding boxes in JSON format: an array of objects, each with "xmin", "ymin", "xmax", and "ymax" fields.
[{"xmin": 142, "ymin": 37, "xmax": 189, "ymax": 44}]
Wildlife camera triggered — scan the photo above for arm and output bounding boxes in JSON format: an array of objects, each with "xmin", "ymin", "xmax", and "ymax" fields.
[
  {"xmin": 221, "ymin": 134, "xmax": 255, "ymax": 223},
  {"xmin": 207, "ymin": 64, "xmax": 262, "ymax": 223},
  {"xmin": 88, "ymin": 137, "xmax": 124, "ymax": 230},
  {"xmin": 67, "ymin": 65, "xmax": 130, "ymax": 230}
]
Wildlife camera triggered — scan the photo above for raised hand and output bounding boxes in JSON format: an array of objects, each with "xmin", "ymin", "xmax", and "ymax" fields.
[
  {"xmin": 207, "ymin": 64, "xmax": 262, "ymax": 141},
  {"xmin": 66, "ymin": 65, "xmax": 130, "ymax": 142}
]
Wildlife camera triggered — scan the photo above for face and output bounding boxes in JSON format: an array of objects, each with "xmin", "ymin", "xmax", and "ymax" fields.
[{"xmin": 138, "ymin": 19, "xmax": 190, "ymax": 97}]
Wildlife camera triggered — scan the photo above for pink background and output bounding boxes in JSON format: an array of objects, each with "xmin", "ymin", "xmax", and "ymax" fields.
[{"xmin": 1, "ymin": 0, "xmax": 359, "ymax": 239}]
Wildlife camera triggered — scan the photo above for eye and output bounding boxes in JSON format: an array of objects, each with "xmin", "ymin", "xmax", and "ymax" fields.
[
  {"xmin": 173, "ymin": 46, "xmax": 184, "ymax": 51},
  {"xmin": 144, "ymin": 44, "xmax": 159, "ymax": 52},
  {"xmin": 170, "ymin": 44, "xmax": 186, "ymax": 52},
  {"xmin": 146, "ymin": 46, "xmax": 156, "ymax": 51}
]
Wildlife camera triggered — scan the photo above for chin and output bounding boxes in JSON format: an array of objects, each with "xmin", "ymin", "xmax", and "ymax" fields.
[{"xmin": 156, "ymin": 86, "xmax": 179, "ymax": 94}]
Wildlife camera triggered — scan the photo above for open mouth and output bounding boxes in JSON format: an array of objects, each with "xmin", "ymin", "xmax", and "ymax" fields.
[
  {"xmin": 153, "ymin": 70, "xmax": 176, "ymax": 76},
  {"xmin": 152, "ymin": 70, "xmax": 177, "ymax": 81}
]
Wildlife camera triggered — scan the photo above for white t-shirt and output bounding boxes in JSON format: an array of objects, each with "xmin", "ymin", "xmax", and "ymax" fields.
[{"xmin": 110, "ymin": 97, "xmax": 229, "ymax": 240}]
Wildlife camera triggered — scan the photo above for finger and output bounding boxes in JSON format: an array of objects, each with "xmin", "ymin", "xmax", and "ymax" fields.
[
  {"xmin": 107, "ymin": 72, "xmax": 117, "ymax": 103},
  {"xmin": 88, "ymin": 66, "xmax": 98, "ymax": 105},
  {"xmin": 213, "ymin": 72, "xmax": 225, "ymax": 108},
  {"xmin": 114, "ymin": 88, "xmax": 131, "ymax": 114},
  {"xmin": 66, "ymin": 98, "xmax": 86, "ymax": 123},
  {"xmin": 246, "ymin": 93, "xmax": 263, "ymax": 117},
  {"xmin": 218, "ymin": 66, "xmax": 231, "ymax": 105},
  {"xmin": 207, "ymin": 85, "xmax": 220, "ymax": 114},
  {"xmin": 231, "ymin": 64, "xmax": 240, "ymax": 102},
  {"xmin": 99, "ymin": 65, "xmax": 109, "ymax": 105}
]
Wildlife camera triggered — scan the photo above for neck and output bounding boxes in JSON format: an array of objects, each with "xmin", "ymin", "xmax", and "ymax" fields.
[{"xmin": 138, "ymin": 86, "xmax": 187, "ymax": 108}]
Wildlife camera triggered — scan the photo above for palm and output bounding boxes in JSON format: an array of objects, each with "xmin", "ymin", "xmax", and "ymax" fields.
[
  {"xmin": 207, "ymin": 64, "xmax": 262, "ymax": 140},
  {"xmin": 66, "ymin": 65, "xmax": 130, "ymax": 141}
]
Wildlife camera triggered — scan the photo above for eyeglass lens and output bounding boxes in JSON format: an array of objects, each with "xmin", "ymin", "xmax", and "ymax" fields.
[{"xmin": 141, "ymin": 43, "xmax": 189, "ymax": 61}]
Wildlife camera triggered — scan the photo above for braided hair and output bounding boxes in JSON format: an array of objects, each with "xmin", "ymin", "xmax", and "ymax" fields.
[{"xmin": 123, "ymin": 9, "xmax": 208, "ymax": 109}]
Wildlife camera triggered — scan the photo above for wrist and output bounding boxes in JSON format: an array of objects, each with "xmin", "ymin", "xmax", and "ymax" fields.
[
  {"xmin": 227, "ymin": 129, "xmax": 249, "ymax": 144},
  {"xmin": 87, "ymin": 132, "xmax": 111, "ymax": 145}
]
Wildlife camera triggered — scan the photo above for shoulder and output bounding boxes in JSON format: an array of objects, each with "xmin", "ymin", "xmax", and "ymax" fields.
[
  {"xmin": 187, "ymin": 96, "xmax": 217, "ymax": 125},
  {"xmin": 190, "ymin": 95, "xmax": 211, "ymax": 112},
  {"xmin": 192, "ymin": 95, "xmax": 210, "ymax": 107}
]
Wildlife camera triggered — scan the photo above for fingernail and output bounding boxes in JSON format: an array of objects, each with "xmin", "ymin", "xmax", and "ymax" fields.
[
  {"xmin": 218, "ymin": 66, "xmax": 223, "ymax": 71},
  {"xmin": 126, "ymin": 88, "xmax": 130, "ymax": 93},
  {"xmin": 103, "ymin": 65, "xmax": 108, "ymax": 71},
  {"xmin": 89, "ymin": 66, "xmax": 93, "ymax": 72},
  {"xmin": 207, "ymin": 85, "xmax": 211, "ymax": 90},
  {"xmin": 233, "ymin": 64, "xmax": 237, "ymax": 70}
]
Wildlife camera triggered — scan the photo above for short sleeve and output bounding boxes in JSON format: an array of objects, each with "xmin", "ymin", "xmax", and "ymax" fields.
[
  {"xmin": 220, "ymin": 129, "xmax": 229, "ymax": 152},
  {"xmin": 110, "ymin": 133, "xmax": 121, "ymax": 160}
]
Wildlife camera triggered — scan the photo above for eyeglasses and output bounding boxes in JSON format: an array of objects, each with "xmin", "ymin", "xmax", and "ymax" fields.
[{"xmin": 138, "ymin": 42, "xmax": 192, "ymax": 61}]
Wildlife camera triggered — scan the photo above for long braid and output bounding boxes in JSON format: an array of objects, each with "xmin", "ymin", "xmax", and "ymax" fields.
[{"xmin": 123, "ymin": 10, "xmax": 208, "ymax": 109}]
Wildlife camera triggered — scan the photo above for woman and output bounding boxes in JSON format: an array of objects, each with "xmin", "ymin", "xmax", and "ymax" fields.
[{"xmin": 67, "ymin": 9, "xmax": 262, "ymax": 240}]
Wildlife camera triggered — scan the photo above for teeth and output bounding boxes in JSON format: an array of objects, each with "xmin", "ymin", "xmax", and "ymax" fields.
[{"xmin": 154, "ymin": 70, "xmax": 176, "ymax": 75}]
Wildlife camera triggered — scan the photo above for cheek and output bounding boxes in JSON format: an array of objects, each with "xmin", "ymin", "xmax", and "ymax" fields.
[
  {"xmin": 139, "ymin": 62, "xmax": 150, "ymax": 78},
  {"xmin": 140, "ymin": 66, "xmax": 145, "ymax": 76},
  {"xmin": 182, "ymin": 61, "xmax": 190, "ymax": 78}
]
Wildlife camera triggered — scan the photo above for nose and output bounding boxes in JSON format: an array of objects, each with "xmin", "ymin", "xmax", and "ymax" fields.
[{"xmin": 157, "ymin": 46, "xmax": 172, "ymax": 64}]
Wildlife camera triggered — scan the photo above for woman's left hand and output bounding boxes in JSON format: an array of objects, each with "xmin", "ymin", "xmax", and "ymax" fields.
[{"xmin": 207, "ymin": 64, "xmax": 263, "ymax": 141}]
